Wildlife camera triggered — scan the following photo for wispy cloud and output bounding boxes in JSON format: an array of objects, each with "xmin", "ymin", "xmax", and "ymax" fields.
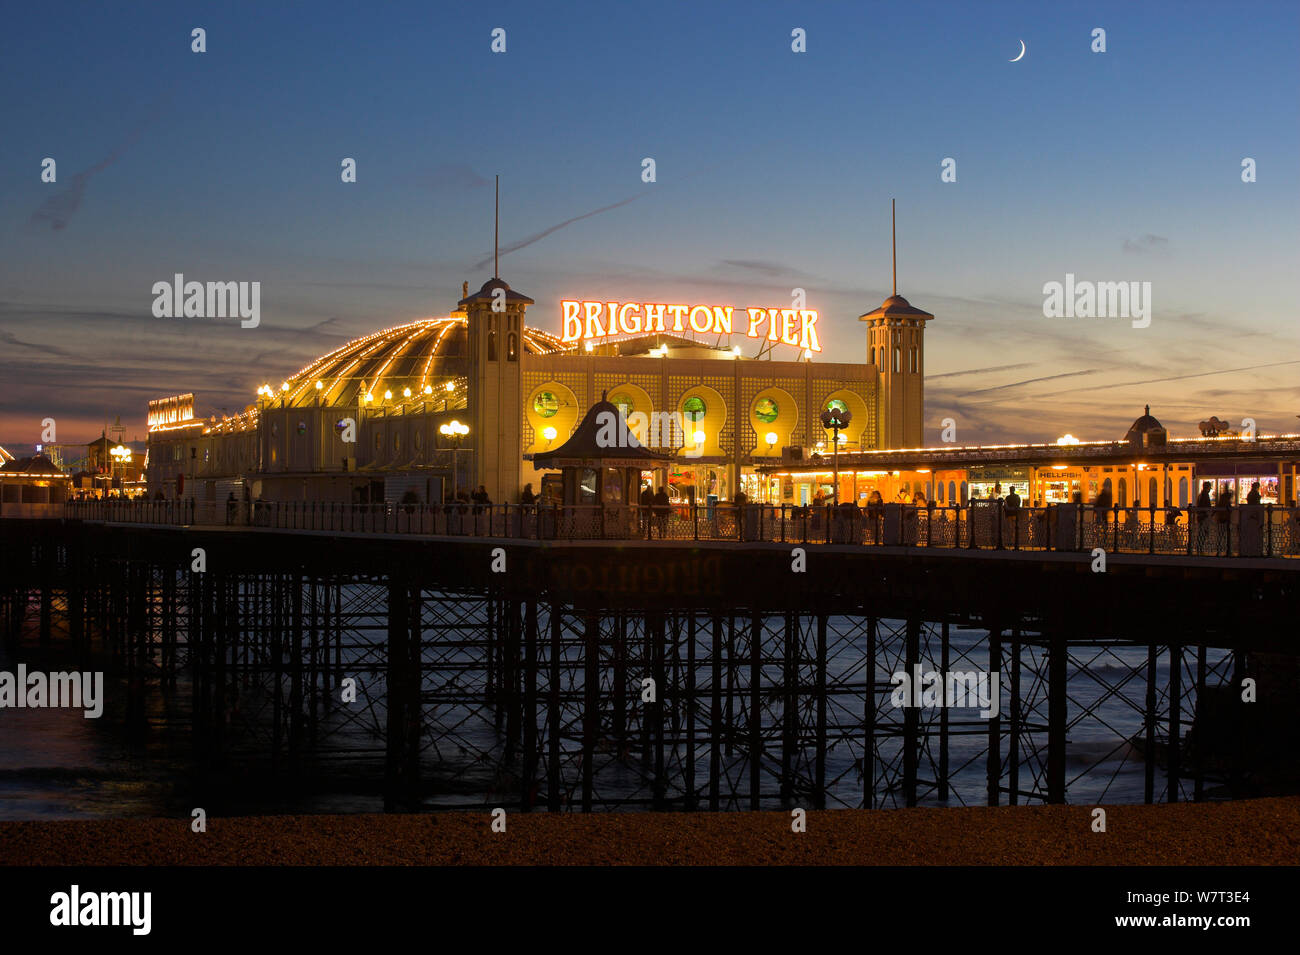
[
  {"xmin": 717, "ymin": 259, "xmax": 802, "ymax": 278},
  {"xmin": 27, "ymin": 98, "xmax": 169, "ymax": 231},
  {"xmin": 1122, "ymin": 233, "xmax": 1169, "ymax": 254}
]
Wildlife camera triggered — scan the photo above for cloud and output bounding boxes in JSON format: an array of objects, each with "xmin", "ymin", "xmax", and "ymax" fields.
[
  {"xmin": 27, "ymin": 98, "xmax": 168, "ymax": 231},
  {"xmin": 0, "ymin": 330, "xmax": 72, "ymax": 357},
  {"xmin": 1122, "ymin": 233, "xmax": 1169, "ymax": 254},
  {"xmin": 717, "ymin": 259, "xmax": 802, "ymax": 278}
]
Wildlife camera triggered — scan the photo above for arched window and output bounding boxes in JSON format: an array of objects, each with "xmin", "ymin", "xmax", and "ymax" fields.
[
  {"xmin": 533, "ymin": 391, "xmax": 559, "ymax": 418},
  {"xmin": 1118, "ymin": 478, "xmax": 1127, "ymax": 507},
  {"xmin": 910, "ymin": 346, "xmax": 918, "ymax": 373},
  {"xmin": 683, "ymin": 395, "xmax": 707, "ymax": 423},
  {"xmin": 893, "ymin": 347, "xmax": 900, "ymax": 373},
  {"xmin": 948, "ymin": 481, "xmax": 956, "ymax": 506},
  {"xmin": 1178, "ymin": 476, "xmax": 1188, "ymax": 507},
  {"xmin": 754, "ymin": 397, "xmax": 779, "ymax": 423},
  {"xmin": 1148, "ymin": 477, "xmax": 1158, "ymax": 507},
  {"xmin": 507, "ymin": 333, "xmax": 518, "ymax": 361},
  {"xmin": 960, "ymin": 481, "xmax": 968, "ymax": 505},
  {"xmin": 488, "ymin": 331, "xmax": 497, "ymax": 361}
]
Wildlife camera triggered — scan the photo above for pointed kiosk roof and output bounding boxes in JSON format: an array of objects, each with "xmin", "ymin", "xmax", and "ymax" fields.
[
  {"xmin": 458, "ymin": 277, "xmax": 534, "ymax": 307},
  {"xmin": 532, "ymin": 392, "xmax": 674, "ymax": 471},
  {"xmin": 859, "ymin": 294, "xmax": 934, "ymax": 322}
]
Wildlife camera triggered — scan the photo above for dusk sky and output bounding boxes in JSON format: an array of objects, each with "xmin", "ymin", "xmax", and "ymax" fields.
[{"xmin": 2, "ymin": 0, "xmax": 1297, "ymax": 450}]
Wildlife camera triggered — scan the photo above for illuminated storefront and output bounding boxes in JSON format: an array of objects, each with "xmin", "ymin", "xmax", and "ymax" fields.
[{"xmin": 759, "ymin": 409, "xmax": 1300, "ymax": 519}]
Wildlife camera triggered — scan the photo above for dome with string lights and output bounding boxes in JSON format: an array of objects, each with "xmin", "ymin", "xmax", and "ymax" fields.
[{"xmin": 257, "ymin": 316, "xmax": 565, "ymax": 409}]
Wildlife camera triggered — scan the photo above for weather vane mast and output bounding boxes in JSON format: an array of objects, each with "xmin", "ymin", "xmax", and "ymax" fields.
[
  {"xmin": 892, "ymin": 198, "xmax": 897, "ymax": 297},
  {"xmin": 494, "ymin": 174, "xmax": 500, "ymax": 280}
]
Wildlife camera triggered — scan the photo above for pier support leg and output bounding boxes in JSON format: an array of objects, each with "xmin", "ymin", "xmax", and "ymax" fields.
[
  {"xmin": 866, "ymin": 616, "xmax": 877, "ymax": 809},
  {"xmin": 939, "ymin": 620, "xmax": 950, "ymax": 802},
  {"xmin": 522, "ymin": 599, "xmax": 538, "ymax": 810},
  {"xmin": 1047, "ymin": 629, "xmax": 1067, "ymax": 804},
  {"xmin": 987, "ymin": 628, "xmax": 1002, "ymax": 806},
  {"xmin": 709, "ymin": 615, "xmax": 722, "ymax": 811},
  {"xmin": 749, "ymin": 612, "xmax": 762, "ymax": 810},
  {"xmin": 547, "ymin": 604, "xmax": 562, "ymax": 812},
  {"xmin": 903, "ymin": 617, "xmax": 920, "ymax": 807},
  {"xmin": 581, "ymin": 612, "xmax": 598, "ymax": 812},
  {"xmin": 1169, "ymin": 643, "xmax": 1181, "ymax": 803},
  {"xmin": 815, "ymin": 614, "xmax": 828, "ymax": 810},
  {"xmin": 1144, "ymin": 643, "xmax": 1158, "ymax": 804}
]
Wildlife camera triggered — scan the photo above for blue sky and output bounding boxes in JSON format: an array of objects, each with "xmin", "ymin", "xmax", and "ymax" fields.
[{"xmin": 2, "ymin": 0, "xmax": 1297, "ymax": 446}]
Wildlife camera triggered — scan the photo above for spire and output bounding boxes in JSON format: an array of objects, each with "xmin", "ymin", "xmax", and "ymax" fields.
[
  {"xmin": 891, "ymin": 198, "xmax": 897, "ymax": 297},
  {"xmin": 494, "ymin": 174, "xmax": 500, "ymax": 280}
]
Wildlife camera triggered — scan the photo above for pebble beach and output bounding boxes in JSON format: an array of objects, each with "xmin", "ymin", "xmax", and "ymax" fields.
[{"xmin": 2, "ymin": 798, "xmax": 1296, "ymax": 866}]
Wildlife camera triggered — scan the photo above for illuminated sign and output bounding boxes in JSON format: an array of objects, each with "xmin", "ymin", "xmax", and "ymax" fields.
[
  {"xmin": 560, "ymin": 301, "xmax": 821, "ymax": 353},
  {"xmin": 147, "ymin": 394, "xmax": 195, "ymax": 430}
]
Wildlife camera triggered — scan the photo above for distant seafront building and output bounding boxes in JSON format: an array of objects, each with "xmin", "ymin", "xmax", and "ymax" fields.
[{"xmin": 145, "ymin": 265, "xmax": 931, "ymax": 506}]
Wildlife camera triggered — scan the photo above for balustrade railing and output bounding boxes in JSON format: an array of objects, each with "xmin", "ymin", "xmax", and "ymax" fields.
[{"xmin": 55, "ymin": 499, "xmax": 1300, "ymax": 558}]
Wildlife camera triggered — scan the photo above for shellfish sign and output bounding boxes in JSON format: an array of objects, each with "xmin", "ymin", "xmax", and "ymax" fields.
[{"xmin": 560, "ymin": 300, "xmax": 822, "ymax": 353}]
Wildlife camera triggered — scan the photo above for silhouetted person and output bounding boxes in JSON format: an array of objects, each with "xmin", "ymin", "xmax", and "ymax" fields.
[
  {"xmin": 1196, "ymin": 482, "xmax": 1213, "ymax": 509},
  {"xmin": 639, "ymin": 484, "xmax": 654, "ymax": 539},
  {"xmin": 1247, "ymin": 481, "xmax": 1262, "ymax": 505},
  {"xmin": 1214, "ymin": 486, "xmax": 1234, "ymax": 555},
  {"xmin": 652, "ymin": 487, "xmax": 670, "ymax": 538},
  {"xmin": 520, "ymin": 482, "xmax": 536, "ymax": 513}
]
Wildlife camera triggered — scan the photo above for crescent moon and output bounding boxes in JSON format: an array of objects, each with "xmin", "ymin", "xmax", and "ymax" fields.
[{"xmin": 1010, "ymin": 39, "xmax": 1025, "ymax": 62}]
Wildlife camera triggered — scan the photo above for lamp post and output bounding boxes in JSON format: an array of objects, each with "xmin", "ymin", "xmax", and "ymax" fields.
[
  {"xmin": 110, "ymin": 444, "xmax": 131, "ymax": 497},
  {"xmin": 819, "ymin": 407, "xmax": 852, "ymax": 505},
  {"xmin": 439, "ymin": 419, "xmax": 469, "ymax": 502}
]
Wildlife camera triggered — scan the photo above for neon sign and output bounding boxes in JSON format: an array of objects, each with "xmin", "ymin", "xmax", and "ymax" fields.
[{"xmin": 560, "ymin": 300, "xmax": 821, "ymax": 353}]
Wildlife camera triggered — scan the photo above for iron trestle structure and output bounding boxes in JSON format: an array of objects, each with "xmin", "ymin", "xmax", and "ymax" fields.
[{"xmin": 2, "ymin": 519, "xmax": 1296, "ymax": 812}]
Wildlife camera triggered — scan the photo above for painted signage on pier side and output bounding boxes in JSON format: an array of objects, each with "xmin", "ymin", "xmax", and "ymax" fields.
[{"xmin": 560, "ymin": 300, "xmax": 822, "ymax": 353}]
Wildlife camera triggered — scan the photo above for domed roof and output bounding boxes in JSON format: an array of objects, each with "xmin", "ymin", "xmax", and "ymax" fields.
[
  {"xmin": 859, "ymin": 293, "xmax": 934, "ymax": 321},
  {"xmin": 270, "ymin": 317, "xmax": 563, "ymax": 408},
  {"xmin": 1124, "ymin": 405, "xmax": 1167, "ymax": 445}
]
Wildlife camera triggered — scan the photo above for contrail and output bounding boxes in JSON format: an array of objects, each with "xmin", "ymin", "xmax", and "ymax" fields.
[
  {"xmin": 961, "ymin": 368, "xmax": 1098, "ymax": 397},
  {"xmin": 929, "ymin": 362, "xmax": 1034, "ymax": 380},
  {"xmin": 471, "ymin": 192, "xmax": 650, "ymax": 271},
  {"xmin": 470, "ymin": 161, "xmax": 724, "ymax": 271},
  {"xmin": 1030, "ymin": 358, "xmax": 1300, "ymax": 399}
]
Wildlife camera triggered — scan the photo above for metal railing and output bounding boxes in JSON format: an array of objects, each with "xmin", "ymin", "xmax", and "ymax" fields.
[{"xmin": 57, "ymin": 498, "xmax": 1300, "ymax": 558}]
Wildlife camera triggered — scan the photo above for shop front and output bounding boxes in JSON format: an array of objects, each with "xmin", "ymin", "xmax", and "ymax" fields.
[{"xmin": 667, "ymin": 462, "xmax": 731, "ymax": 504}]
